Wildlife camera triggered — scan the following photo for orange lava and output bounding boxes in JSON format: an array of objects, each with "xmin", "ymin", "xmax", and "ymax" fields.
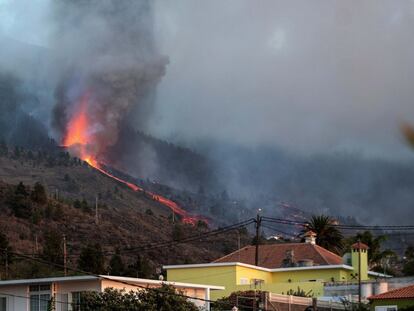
[
  {"xmin": 62, "ymin": 94, "xmax": 93, "ymax": 161},
  {"xmin": 62, "ymin": 94, "xmax": 204, "ymax": 225}
]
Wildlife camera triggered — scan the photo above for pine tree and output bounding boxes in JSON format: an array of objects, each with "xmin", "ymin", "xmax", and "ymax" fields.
[
  {"xmin": 0, "ymin": 232, "xmax": 12, "ymax": 267},
  {"xmin": 7, "ymin": 182, "xmax": 31, "ymax": 218},
  {"xmin": 78, "ymin": 243, "xmax": 105, "ymax": 274},
  {"xmin": 31, "ymin": 182, "xmax": 47, "ymax": 205},
  {"xmin": 42, "ymin": 229, "xmax": 63, "ymax": 265},
  {"xmin": 108, "ymin": 250, "xmax": 125, "ymax": 276}
]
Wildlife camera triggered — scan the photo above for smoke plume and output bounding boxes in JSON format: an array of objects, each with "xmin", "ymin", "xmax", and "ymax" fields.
[{"xmin": 51, "ymin": 0, "xmax": 168, "ymax": 161}]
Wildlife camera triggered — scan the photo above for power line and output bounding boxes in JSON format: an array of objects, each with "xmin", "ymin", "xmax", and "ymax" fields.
[
  {"xmin": 261, "ymin": 217, "xmax": 414, "ymax": 231},
  {"xmin": 0, "ymin": 249, "xmax": 257, "ymax": 310},
  {"xmin": 50, "ymin": 218, "xmax": 255, "ymax": 260},
  {"xmin": 0, "ymin": 291, "xmax": 75, "ymax": 308},
  {"xmin": 261, "ymin": 223, "xmax": 300, "ymax": 240},
  {"xmin": 112, "ymin": 218, "xmax": 255, "ymax": 255}
]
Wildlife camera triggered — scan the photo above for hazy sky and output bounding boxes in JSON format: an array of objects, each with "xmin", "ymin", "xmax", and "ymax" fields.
[
  {"xmin": 151, "ymin": 1, "xmax": 414, "ymax": 158},
  {"xmin": 2, "ymin": 0, "xmax": 414, "ymax": 158}
]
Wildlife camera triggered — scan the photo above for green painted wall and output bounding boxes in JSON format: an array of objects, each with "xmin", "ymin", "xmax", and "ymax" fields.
[
  {"xmin": 271, "ymin": 269, "xmax": 344, "ymax": 283},
  {"xmin": 167, "ymin": 265, "xmax": 345, "ymax": 299},
  {"xmin": 351, "ymin": 248, "xmax": 369, "ymax": 280}
]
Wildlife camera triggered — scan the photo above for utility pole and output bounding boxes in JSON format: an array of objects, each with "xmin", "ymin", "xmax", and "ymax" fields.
[
  {"xmin": 5, "ymin": 248, "xmax": 8, "ymax": 280},
  {"xmin": 358, "ymin": 239, "xmax": 362, "ymax": 305},
  {"xmin": 95, "ymin": 195, "xmax": 99, "ymax": 225},
  {"xmin": 255, "ymin": 210, "xmax": 262, "ymax": 266},
  {"xmin": 63, "ymin": 234, "xmax": 67, "ymax": 276},
  {"xmin": 34, "ymin": 234, "xmax": 39, "ymax": 255}
]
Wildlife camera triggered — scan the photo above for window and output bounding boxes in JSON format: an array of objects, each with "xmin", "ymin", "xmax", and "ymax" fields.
[
  {"xmin": 29, "ymin": 284, "xmax": 51, "ymax": 311},
  {"xmin": 0, "ymin": 297, "xmax": 6, "ymax": 311},
  {"xmin": 72, "ymin": 292, "xmax": 82, "ymax": 311},
  {"xmin": 57, "ymin": 294, "xmax": 68, "ymax": 311},
  {"xmin": 375, "ymin": 306, "xmax": 398, "ymax": 311},
  {"xmin": 240, "ymin": 278, "xmax": 249, "ymax": 285}
]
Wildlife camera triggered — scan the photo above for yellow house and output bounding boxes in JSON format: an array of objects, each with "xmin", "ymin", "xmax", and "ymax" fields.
[{"xmin": 164, "ymin": 239, "xmax": 386, "ymax": 300}]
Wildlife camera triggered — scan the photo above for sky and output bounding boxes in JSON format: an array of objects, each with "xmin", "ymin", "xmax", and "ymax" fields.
[
  {"xmin": 150, "ymin": 1, "xmax": 414, "ymax": 158},
  {"xmin": 1, "ymin": 0, "xmax": 414, "ymax": 158}
]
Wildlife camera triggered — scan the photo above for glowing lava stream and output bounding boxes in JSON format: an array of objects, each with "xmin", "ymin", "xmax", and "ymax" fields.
[
  {"xmin": 61, "ymin": 96, "xmax": 201, "ymax": 225},
  {"xmin": 88, "ymin": 159, "xmax": 198, "ymax": 224}
]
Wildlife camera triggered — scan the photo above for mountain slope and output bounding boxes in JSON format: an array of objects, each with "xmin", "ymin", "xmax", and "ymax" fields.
[{"xmin": 0, "ymin": 146, "xmax": 251, "ymax": 279}]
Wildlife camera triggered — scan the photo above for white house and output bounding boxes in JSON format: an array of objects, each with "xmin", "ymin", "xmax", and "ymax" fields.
[{"xmin": 0, "ymin": 275, "xmax": 224, "ymax": 311}]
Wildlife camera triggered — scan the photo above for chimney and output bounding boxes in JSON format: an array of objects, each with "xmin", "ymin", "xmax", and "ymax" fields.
[
  {"xmin": 282, "ymin": 250, "xmax": 296, "ymax": 267},
  {"xmin": 304, "ymin": 231, "xmax": 317, "ymax": 245}
]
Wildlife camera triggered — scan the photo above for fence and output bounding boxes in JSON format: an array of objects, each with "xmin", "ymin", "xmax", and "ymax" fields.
[{"xmin": 266, "ymin": 293, "xmax": 347, "ymax": 311}]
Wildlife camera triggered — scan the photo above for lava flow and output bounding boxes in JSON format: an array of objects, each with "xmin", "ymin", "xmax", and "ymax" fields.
[{"xmin": 62, "ymin": 95, "xmax": 203, "ymax": 225}]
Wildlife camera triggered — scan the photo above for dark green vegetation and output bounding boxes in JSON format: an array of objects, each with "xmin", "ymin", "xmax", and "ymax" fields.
[
  {"xmin": 303, "ymin": 215, "xmax": 344, "ymax": 254},
  {"xmin": 79, "ymin": 285, "xmax": 199, "ymax": 311},
  {"xmin": 403, "ymin": 246, "xmax": 414, "ymax": 276}
]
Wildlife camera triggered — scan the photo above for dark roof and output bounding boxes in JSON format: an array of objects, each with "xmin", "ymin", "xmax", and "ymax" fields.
[
  {"xmin": 369, "ymin": 285, "xmax": 414, "ymax": 300},
  {"xmin": 213, "ymin": 243, "xmax": 343, "ymax": 269}
]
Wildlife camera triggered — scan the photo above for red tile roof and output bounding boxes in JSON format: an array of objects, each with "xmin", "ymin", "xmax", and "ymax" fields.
[
  {"xmin": 369, "ymin": 285, "xmax": 414, "ymax": 300},
  {"xmin": 213, "ymin": 243, "xmax": 343, "ymax": 268},
  {"xmin": 352, "ymin": 242, "xmax": 369, "ymax": 250}
]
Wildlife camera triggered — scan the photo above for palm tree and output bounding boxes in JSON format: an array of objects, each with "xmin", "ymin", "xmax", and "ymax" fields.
[{"xmin": 303, "ymin": 215, "xmax": 344, "ymax": 254}]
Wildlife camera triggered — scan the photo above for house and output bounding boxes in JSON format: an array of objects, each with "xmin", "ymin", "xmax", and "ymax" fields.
[
  {"xmin": 369, "ymin": 284, "xmax": 414, "ymax": 311},
  {"xmin": 0, "ymin": 275, "xmax": 224, "ymax": 311},
  {"xmin": 164, "ymin": 236, "xmax": 388, "ymax": 300}
]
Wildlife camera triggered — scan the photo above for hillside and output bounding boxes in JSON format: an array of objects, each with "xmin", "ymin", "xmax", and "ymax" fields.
[{"xmin": 0, "ymin": 145, "xmax": 252, "ymax": 279}]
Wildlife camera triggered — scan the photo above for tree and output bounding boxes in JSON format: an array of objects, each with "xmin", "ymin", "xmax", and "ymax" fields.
[
  {"xmin": 196, "ymin": 220, "xmax": 208, "ymax": 230},
  {"xmin": 0, "ymin": 232, "xmax": 12, "ymax": 268},
  {"xmin": 108, "ymin": 250, "xmax": 125, "ymax": 276},
  {"xmin": 303, "ymin": 215, "xmax": 343, "ymax": 254},
  {"xmin": 73, "ymin": 199, "xmax": 82, "ymax": 209},
  {"xmin": 403, "ymin": 246, "xmax": 414, "ymax": 276},
  {"xmin": 31, "ymin": 182, "xmax": 47, "ymax": 205},
  {"xmin": 7, "ymin": 182, "xmax": 31, "ymax": 218},
  {"xmin": 42, "ymin": 229, "xmax": 63, "ymax": 265},
  {"xmin": 172, "ymin": 224, "xmax": 185, "ymax": 241},
  {"xmin": 78, "ymin": 243, "xmax": 105, "ymax": 274},
  {"xmin": 347, "ymin": 231, "xmax": 395, "ymax": 267},
  {"xmin": 80, "ymin": 285, "xmax": 199, "ymax": 311},
  {"xmin": 81, "ymin": 199, "xmax": 91, "ymax": 213},
  {"xmin": 125, "ymin": 254, "xmax": 153, "ymax": 278}
]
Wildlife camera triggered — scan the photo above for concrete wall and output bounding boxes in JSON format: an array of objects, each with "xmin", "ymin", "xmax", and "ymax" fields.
[
  {"xmin": 0, "ymin": 285, "xmax": 29, "ymax": 311},
  {"xmin": 55, "ymin": 279, "xmax": 100, "ymax": 311}
]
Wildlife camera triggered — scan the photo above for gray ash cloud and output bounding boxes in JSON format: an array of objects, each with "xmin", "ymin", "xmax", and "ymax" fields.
[{"xmin": 50, "ymin": 0, "xmax": 168, "ymax": 159}]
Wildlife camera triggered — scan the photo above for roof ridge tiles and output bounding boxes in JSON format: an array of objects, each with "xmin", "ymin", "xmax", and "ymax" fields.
[{"xmin": 369, "ymin": 284, "xmax": 414, "ymax": 300}]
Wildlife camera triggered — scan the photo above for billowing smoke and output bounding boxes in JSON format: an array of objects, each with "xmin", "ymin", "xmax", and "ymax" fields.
[
  {"xmin": 51, "ymin": 0, "xmax": 168, "ymax": 161},
  {"xmin": 2, "ymin": 0, "xmax": 414, "ymax": 226}
]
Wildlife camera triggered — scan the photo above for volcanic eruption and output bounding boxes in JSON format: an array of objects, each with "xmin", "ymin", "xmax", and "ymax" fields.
[{"xmin": 52, "ymin": 0, "xmax": 203, "ymax": 225}]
